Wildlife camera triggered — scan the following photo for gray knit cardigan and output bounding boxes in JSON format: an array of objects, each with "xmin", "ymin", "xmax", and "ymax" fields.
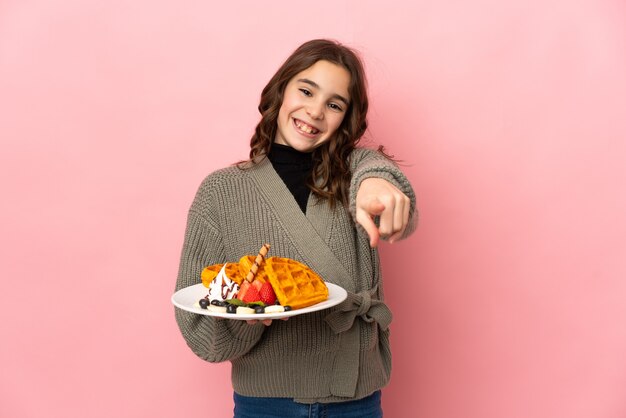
[{"xmin": 174, "ymin": 147, "xmax": 417, "ymax": 403}]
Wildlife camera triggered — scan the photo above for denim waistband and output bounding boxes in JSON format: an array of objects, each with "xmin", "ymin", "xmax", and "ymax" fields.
[{"xmin": 233, "ymin": 390, "xmax": 382, "ymax": 418}]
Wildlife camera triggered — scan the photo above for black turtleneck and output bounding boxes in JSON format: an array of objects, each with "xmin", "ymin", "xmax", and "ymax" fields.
[{"xmin": 267, "ymin": 143, "xmax": 314, "ymax": 213}]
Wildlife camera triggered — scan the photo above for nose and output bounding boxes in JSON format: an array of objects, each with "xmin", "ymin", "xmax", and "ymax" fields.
[{"xmin": 306, "ymin": 101, "xmax": 324, "ymax": 120}]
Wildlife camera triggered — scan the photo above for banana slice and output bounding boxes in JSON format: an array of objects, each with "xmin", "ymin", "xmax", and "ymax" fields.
[
  {"xmin": 236, "ymin": 306, "xmax": 255, "ymax": 315},
  {"xmin": 264, "ymin": 305, "xmax": 285, "ymax": 314}
]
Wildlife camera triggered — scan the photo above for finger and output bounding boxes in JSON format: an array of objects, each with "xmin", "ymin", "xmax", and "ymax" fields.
[
  {"xmin": 377, "ymin": 196, "xmax": 395, "ymax": 239},
  {"xmin": 360, "ymin": 197, "xmax": 386, "ymax": 216},
  {"xmin": 389, "ymin": 195, "xmax": 410, "ymax": 243},
  {"xmin": 393, "ymin": 194, "xmax": 405, "ymax": 234},
  {"xmin": 246, "ymin": 320, "xmax": 258, "ymax": 325},
  {"xmin": 356, "ymin": 208, "xmax": 381, "ymax": 247},
  {"xmin": 261, "ymin": 319, "xmax": 272, "ymax": 326},
  {"xmin": 388, "ymin": 195, "xmax": 406, "ymax": 242}
]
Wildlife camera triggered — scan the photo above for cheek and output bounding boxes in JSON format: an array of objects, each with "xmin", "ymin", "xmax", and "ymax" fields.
[
  {"xmin": 279, "ymin": 91, "xmax": 298, "ymax": 117},
  {"xmin": 276, "ymin": 98, "xmax": 287, "ymax": 120},
  {"xmin": 327, "ymin": 114, "xmax": 346, "ymax": 135},
  {"xmin": 277, "ymin": 103, "xmax": 293, "ymax": 130},
  {"xmin": 277, "ymin": 104, "xmax": 287, "ymax": 124}
]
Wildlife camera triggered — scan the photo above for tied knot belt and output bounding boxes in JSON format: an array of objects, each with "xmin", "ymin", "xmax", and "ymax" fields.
[
  {"xmin": 324, "ymin": 286, "xmax": 392, "ymax": 334},
  {"xmin": 323, "ymin": 286, "xmax": 392, "ymax": 398}
]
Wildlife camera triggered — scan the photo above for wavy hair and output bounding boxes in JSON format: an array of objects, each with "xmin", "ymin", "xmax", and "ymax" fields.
[{"xmin": 246, "ymin": 39, "xmax": 369, "ymax": 207}]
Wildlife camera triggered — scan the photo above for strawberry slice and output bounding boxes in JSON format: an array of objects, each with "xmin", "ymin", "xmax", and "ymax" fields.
[
  {"xmin": 251, "ymin": 279, "xmax": 263, "ymax": 292},
  {"xmin": 259, "ymin": 282, "xmax": 277, "ymax": 305},
  {"xmin": 242, "ymin": 285, "xmax": 261, "ymax": 303},
  {"xmin": 237, "ymin": 281, "xmax": 250, "ymax": 300}
]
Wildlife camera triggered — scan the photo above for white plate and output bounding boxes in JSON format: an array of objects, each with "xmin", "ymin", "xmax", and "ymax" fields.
[{"xmin": 171, "ymin": 282, "xmax": 348, "ymax": 320}]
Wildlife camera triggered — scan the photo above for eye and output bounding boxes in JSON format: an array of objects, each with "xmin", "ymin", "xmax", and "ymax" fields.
[
  {"xmin": 328, "ymin": 102, "xmax": 344, "ymax": 112},
  {"xmin": 299, "ymin": 88, "xmax": 312, "ymax": 97}
]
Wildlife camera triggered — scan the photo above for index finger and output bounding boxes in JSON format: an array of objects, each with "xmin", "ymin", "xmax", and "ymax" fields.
[{"xmin": 355, "ymin": 208, "xmax": 380, "ymax": 247}]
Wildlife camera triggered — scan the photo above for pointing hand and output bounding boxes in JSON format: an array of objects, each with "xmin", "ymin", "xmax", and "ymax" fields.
[{"xmin": 355, "ymin": 178, "xmax": 410, "ymax": 247}]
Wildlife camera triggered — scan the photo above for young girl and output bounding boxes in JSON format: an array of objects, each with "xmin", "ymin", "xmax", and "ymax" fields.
[{"xmin": 175, "ymin": 39, "xmax": 417, "ymax": 418}]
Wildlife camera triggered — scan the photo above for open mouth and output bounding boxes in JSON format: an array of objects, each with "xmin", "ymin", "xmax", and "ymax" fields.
[{"xmin": 293, "ymin": 118, "xmax": 320, "ymax": 135}]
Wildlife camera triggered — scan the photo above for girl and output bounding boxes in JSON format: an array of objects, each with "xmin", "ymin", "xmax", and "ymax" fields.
[{"xmin": 175, "ymin": 39, "xmax": 417, "ymax": 418}]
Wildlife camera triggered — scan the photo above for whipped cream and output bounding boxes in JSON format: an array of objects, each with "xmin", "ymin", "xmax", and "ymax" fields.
[{"xmin": 207, "ymin": 264, "xmax": 240, "ymax": 301}]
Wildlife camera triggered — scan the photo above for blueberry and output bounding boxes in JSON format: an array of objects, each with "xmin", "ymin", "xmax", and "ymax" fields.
[
  {"xmin": 226, "ymin": 304, "xmax": 237, "ymax": 314},
  {"xmin": 218, "ymin": 300, "xmax": 229, "ymax": 307},
  {"xmin": 210, "ymin": 299, "xmax": 221, "ymax": 306},
  {"xmin": 283, "ymin": 306, "xmax": 292, "ymax": 311},
  {"xmin": 254, "ymin": 306, "xmax": 265, "ymax": 314},
  {"xmin": 199, "ymin": 299, "xmax": 209, "ymax": 309}
]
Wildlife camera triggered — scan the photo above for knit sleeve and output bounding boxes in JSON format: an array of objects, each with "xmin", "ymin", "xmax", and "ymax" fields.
[
  {"xmin": 348, "ymin": 147, "xmax": 418, "ymax": 240},
  {"xmin": 174, "ymin": 196, "xmax": 265, "ymax": 363}
]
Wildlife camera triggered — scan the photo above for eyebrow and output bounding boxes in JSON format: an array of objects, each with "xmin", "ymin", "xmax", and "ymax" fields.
[{"xmin": 297, "ymin": 78, "xmax": 350, "ymax": 107}]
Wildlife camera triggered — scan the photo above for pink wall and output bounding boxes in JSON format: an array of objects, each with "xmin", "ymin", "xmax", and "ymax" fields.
[{"xmin": 2, "ymin": 1, "xmax": 625, "ymax": 417}]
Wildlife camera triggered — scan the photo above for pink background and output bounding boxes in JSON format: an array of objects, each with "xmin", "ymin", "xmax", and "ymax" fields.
[{"xmin": 2, "ymin": 1, "xmax": 625, "ymax": 417}]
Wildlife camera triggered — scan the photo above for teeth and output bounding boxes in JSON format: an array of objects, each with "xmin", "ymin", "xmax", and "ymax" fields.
[{"xmin": 295, "ymin": 119, "xmax": 318, "ymax": 134}]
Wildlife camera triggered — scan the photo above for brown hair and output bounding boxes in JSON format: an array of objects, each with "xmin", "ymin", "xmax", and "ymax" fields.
[{"xmin": 247, "ymin": 39, "xmax": 369, "ymax": 207}]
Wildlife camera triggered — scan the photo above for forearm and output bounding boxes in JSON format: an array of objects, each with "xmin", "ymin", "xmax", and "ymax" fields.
[
  {"xmin": 175, "ymin": 309, "xmax": 265, "ymax": 362},
  {"xmin": 174, "ymin": 210, "xmax": 265, "ymax": 362}
]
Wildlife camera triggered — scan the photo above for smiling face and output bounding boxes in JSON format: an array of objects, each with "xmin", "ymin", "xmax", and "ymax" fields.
[{"xmin": 274, "ymin": 60, "xmax": 351, "ymax": 153}]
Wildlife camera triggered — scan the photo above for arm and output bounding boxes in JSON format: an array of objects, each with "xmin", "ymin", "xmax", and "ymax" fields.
[
  {"xmin": 349, "ymin": 148, "xmax": 418, "ymax": 247},
  {"xmin": 174, "ymin": 206, "xmax": 265, "ymax": 363}
]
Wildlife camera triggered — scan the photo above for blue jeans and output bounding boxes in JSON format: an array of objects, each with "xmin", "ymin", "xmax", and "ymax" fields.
[{"xmin": 233, "ymin": 390, "xmax": 382, "ymax": 418}]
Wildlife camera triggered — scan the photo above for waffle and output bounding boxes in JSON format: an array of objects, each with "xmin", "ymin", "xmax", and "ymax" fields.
[
  {"xmin": 224, "ymin": 262, "xmax": 245, "ymax": 285},
  {"xmin": 201, "ymin": 262, "xmax": 244, "ymax": 287},
  {"xmin": 200, "ymin": 263, "xmax": 224, "ymax": 288},
  {"xmin": 238, "ymin": 255, "xmax": 268, "ymax": 284},
  {"xmin": 265, "ymin": 257, "xmax": 328, "ymax": 309}
]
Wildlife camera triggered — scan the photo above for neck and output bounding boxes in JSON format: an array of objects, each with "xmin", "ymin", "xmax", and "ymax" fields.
[{"xmin": 269, "ymin": 143, "xmax": 314, "ymax": 164}]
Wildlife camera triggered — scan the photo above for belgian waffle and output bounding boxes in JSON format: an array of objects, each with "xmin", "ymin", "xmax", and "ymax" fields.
[
  {"xmin": 238, "ymin": 255, "xmax": 268, "ymax": 284},
  {"xmin": 224, "ymin": 262, "xmax": 245, "ymax": 284},
  {"xmin": 265, "ymin": 257, "xmax": 328, "ymax": 309},
  {"xmin": 201, "ymin": 262, "xmax": 244, "ymax": 287},
  {"xmin": 200, "ymin": 263, "xmax": 224, "ymax": 288}
]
